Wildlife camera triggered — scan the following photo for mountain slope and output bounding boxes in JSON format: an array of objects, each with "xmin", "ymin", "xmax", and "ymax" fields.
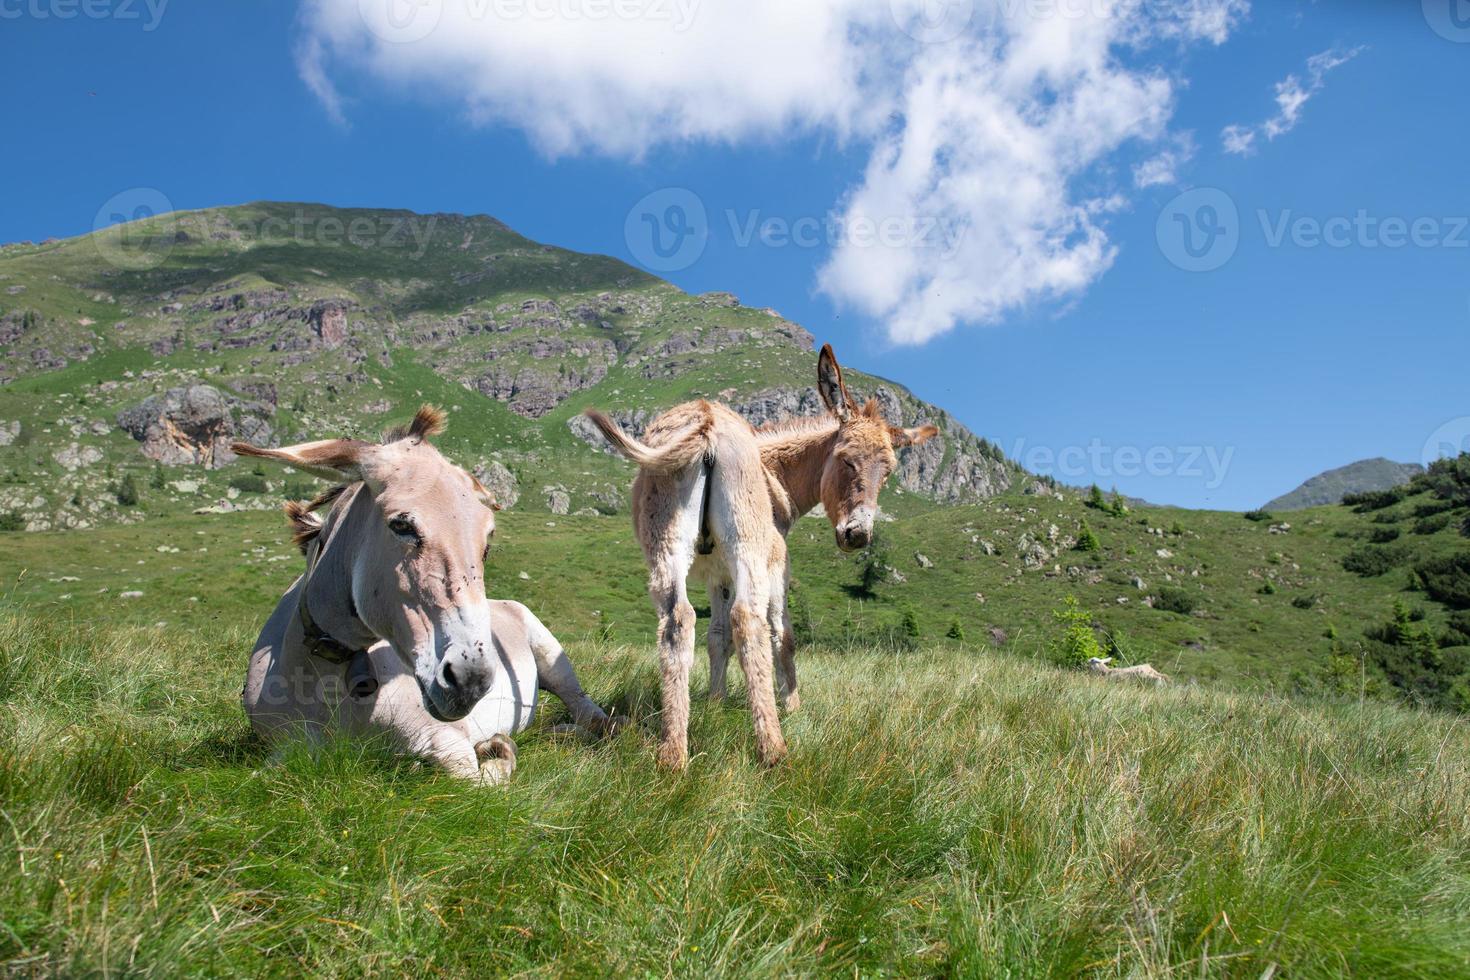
[
  {"xmin": 1264, "ymin": 457, "xmax": 1424, "ymax": 511},
  {"xmin": 0, "ymin": 202, "xmax": 1018, "ymax": 532}
]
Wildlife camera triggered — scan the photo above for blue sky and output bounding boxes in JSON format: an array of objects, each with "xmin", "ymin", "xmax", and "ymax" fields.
[{"xmin": 3, "ymin": 0, "xmax": 1467, "ymax": 509}]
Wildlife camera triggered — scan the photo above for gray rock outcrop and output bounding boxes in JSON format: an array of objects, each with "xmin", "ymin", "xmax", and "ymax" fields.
[
  {"xmin": 472, "ymin": 460, "xmax": 520, "ymax": 510},
  {"xmin": 116, "ymin": 383, "xmax": 274, "ymax": 468}
]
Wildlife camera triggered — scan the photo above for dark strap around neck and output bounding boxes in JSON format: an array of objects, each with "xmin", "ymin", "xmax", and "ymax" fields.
[
  {"xmin": 296, "ymin": 502, "xmax": 371, "ymax": 666},
  {"xmin": 296, "ymin": 586, "xmax": 364, "ymax": 665}
]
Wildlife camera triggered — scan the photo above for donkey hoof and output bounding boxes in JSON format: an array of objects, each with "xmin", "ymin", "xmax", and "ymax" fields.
[
  {"xmin": 781, "ymin": 692, "xmax": 801, "ymax": 713},
  {"xmin": 757, "ymin": 738, "xmax": 788, "ymax": 768},
  {"xmin": 475, "ymin": 734, "xmax": 517, "ymax": 783},
  {"xmin": 601, "ymin": 714, "xmax": 633, "ymax": 738},
  {"xmin": 655, "ymin": 741, "xmax": 689, "ymax": 771}
]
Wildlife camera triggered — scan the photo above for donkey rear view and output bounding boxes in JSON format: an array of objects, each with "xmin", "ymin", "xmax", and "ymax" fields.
[{"xmin": 585, "ymin": 344, "xmax": 935, "ymax": 769}]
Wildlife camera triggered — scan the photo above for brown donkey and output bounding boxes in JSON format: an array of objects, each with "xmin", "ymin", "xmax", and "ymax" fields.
[{"xmin": 585, "ymin": 345, "xmax": 936, "ymax": 768}]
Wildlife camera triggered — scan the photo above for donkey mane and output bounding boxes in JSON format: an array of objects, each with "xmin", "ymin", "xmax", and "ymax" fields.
[
  {"xmin": 284, "ymin": 484, "xmax": 348, "ymax": 554},
  {"xmin": 753, "ymin": 399, "xmax": 888, "ymax": 450},
  {"xmin": 753, "ymin": 413, "xmax": 837, "ymax": 444}
]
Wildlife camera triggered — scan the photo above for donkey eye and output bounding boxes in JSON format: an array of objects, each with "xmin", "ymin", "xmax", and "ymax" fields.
[
  {"xmin": 843, "ymin": 458, "xmax": 859, "ymax": 472},
  {"xmin": 388, "ymin": 515, "xmax": 420, "ymax": 541}
]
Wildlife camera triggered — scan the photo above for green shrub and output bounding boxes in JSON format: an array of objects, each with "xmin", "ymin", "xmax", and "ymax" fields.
[
  {"xmin": 1342, "ymin": 544, "xmax": 1411, "ymax": 578},
  {"xmin": 1292, "ymin": 594, "xmax": 1320, "ymax": 610},
  {"xmin": 282, "ymin": 480, "xmax": 318, "ymax": 501},
  {"xmin": 1414, "ymin": 498, "xmax": 1455, "ymax": 519},
  {"xmin": 945, "ymin": 620, "xmax": 965, "ymax": 641},
  {"xmin": 1050, "ymin": 596, "xmax": 1102, "ymax": 668},
  {"xmin": 1363, "ymin": 599, "xmax": 1469, "ymax": 711},
  {"xmin": 1244, "ymin": 509, "xmax": 1272, "ymax": 522},
  {"xmin": 1370, "ymin": 527, "xmax": 1402, "ymax": 544},
  {"xmin": 1415, "ymin": 554, "xmax": 1470, "ymax": 610},
  {"xmin": 1259, "ymin": 581, "xmax": 1277, "ymax": 595},
  {"xmin": 1418, "ymin": 452, "xmax": 1470, "ymax": 509},
  {"xmin": 0, "ymin": 512, "xmax": 23, "ymax": 532},
  {"xmin": 854, "ymin": 533, "xmax": 891, "ymax": 599},
  {"xmin": 1344, "ymin": 487, "xmax": 1407, "ymax": 512},
  {"xmin": 900, "ymin": 607, "xmax": 921, "ymax": 641},
  {"xmin": 149, "ymin": 463, "xmax": 166, "ymax": 490},
  {"xmin": 228, "ymin": 474, "xmax": 269, "ymax": 494},
  {"xmin": 1087, "ymin": 484, "xmax": 1106, "ymax": 510},
  {"xmin": 115, "ymin": 475, "xmax": 139, "ymax": 507},
  {"xmin": 1074, "ymin": 520, "xmax": 1101, "ymax": 552},
  {"xmin": 1415, "ymin": 514, "xmax": 1453, "ymax": 536},
  {"xmin": 1443, "ymin": 611, "xmax": 1470, "ymax": 648},
  {"xmin": 1155, "ymin": 587, "xmax": 1198, "ymax": 615}
]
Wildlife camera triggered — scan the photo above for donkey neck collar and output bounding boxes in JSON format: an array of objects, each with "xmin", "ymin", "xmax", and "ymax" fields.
[
  {"xmin": 296, "ymin": 586, "xmax": 365, "ymax": 665},
  {"xmin": 296, "ymin": 492, "xmax": 373, "ymax": 665}
]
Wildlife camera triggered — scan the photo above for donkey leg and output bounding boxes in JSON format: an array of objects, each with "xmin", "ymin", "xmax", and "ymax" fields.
[
  {"xmin": 651, "ymin": 570, "xmax": 697, "ymax": 770},
  {"xmin": 764, "ymin": 554, "xmax": 798, "ymax": 712},
  {"xmin": 411, "ymin": 726, "xmax": 495, "ymax": 782},
  {"xmin": 519, "ymin": 604, "xmax": 620, "ymax": 736},
  {"xmin": 730, "ymin": 567, "xmax": 787, "ymax": 767},
  {"xmin": 771, "ymin": 593, "xmax": 799, "ymax": 714},
  {"xmin": 706, "ymin": 581, "xmax": 733, "ymax": 701}
]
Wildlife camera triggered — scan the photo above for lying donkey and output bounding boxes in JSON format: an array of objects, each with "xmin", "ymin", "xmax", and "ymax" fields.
[
  {"xmin": 585, "ymin": 345, "xmax": 936, "ymax": 769},
  {"xmin": 235, "ymin": 406, "xmax": 616, "ymax": 783}
]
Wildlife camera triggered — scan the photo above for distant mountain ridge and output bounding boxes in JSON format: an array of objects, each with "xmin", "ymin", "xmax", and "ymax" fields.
[{"xmin": 1264, "ymin": 457, "xmax": 1424, "ymax": 511}]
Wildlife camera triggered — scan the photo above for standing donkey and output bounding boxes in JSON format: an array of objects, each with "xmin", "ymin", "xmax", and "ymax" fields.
[
  {"xmin": 235, "ymin": 406, "xmax": 615, "ymax": 783},
  {"xmin": 584, "ymin": 345, "xmax": 936, "ymax": 768}
]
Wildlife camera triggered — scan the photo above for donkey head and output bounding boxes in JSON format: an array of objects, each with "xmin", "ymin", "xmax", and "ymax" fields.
[
  {"xmin": 815, "ymin": 344, "xmax": 938, "ymax": 552},
  {"xmin": 234, "ymin": 406, "xmax": 500, "ymax": 722}
]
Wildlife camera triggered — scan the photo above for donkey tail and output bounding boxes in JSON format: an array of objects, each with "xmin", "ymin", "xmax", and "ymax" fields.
[{"xmin": 582, "ymin": 408, "xmax": 707, "ymax": 475}]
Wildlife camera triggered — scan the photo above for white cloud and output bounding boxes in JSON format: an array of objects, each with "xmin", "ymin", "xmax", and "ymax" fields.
[
  {"xmin": 295, "ymin": 34, "xmax": 347, "ymax": 128},
  {"xmin": 1134, "ymin": 133, "xmax": 1196, "ymax": 188},
  {"xmin": 298, "ymin": 0, "xmax": 1249, "ymax": 345},
  {"xmin": 1222, "ymin": 45, "xmax": 1363, "ymax": 156}
]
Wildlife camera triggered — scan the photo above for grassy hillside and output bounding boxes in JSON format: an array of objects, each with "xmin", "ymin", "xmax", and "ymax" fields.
[{"xmin": 3, "ymin": 600, "xmax": 1469, "ymax": 975}]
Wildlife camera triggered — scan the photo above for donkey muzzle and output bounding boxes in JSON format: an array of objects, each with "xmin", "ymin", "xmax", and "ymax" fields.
[
  {"xmin": 425, "ymin": 646, "xmax": 495, "ymax": 722},
  {"xmin": 835, "ymin": 523, "xmax": 871, "ymax": 552}
]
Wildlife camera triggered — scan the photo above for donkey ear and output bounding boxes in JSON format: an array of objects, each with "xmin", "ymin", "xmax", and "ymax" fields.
[
  {"xmin": 889, "ymin": 424, "xmax": 939, "ymax": 448},
  {"xmin": 816, "ymin": 343, "xmax": 856, "ymax": 420},
  {"xmin": 231, "ymin": 438, "xmax": 373, "ymax": 482}
]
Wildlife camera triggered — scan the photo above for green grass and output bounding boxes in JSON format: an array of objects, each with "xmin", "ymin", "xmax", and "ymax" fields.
[{"xmin": 3, "ymin": 604, "xmax": 1469, "ymax": 975}]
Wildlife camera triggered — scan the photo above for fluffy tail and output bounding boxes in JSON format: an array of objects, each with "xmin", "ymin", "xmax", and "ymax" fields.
[{"xmin": 583, "ymin": 408, "xmax": 707, "ymax": 475}]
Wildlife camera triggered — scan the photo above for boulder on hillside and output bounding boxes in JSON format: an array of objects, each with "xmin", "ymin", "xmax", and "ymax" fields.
[
  {"xmin": 472, "ymin": 460, "xmax": 520, "ymax": 510},
  {"xmin": 544, "ymin": 485, "xmax": 571, "ymax": 515},
  {"xmin": 116, "ymin": 383, "xmax": 274, "ymax": 468},
  {"xmin": 309, "ymin": 302, "xmax": 349, "ymax": 348}
]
